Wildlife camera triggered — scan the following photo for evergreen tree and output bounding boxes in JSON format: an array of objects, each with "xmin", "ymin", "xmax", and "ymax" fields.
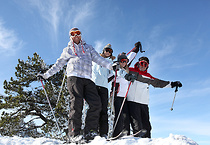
[{"xmin": 0, "ymin": 53, "xmax": 69, "ymax": 139}]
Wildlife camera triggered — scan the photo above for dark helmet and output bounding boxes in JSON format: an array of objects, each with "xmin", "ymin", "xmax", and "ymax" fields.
[
  {"xmin": 117, "ymin": 52, "xmax": 129, "ymax": 62},
  {"xmin": 139, "ymin": 56, "xmax": 149, "ymax": 64}
]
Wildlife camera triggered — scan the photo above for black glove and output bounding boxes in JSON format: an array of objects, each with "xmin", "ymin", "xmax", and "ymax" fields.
[
  {"xmin": 132, "ymin": 41, "xmax": 141, "ymax": 53},
  {"xmin": 124, "ymin": 74, "xmax": 137, "ymax": 82},
  {"xmin": 37, "ymin": 73, "xmax": 46, "ymax": 81},
  {"xmin": 171, "ymin": 81, "xmax": 182, "ymax": 88},
  {"xmin": 112, "ymin": 62, "xmax": 120, "ymax": 71}
]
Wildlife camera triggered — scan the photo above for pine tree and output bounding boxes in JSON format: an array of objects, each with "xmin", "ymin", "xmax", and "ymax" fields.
[{"xmin": 0, "ymin": 53, "xmax": 69, "ymax": 139}]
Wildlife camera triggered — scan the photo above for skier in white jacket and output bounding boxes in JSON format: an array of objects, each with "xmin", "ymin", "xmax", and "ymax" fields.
[
  {"xmin": 111, "ymin": 42, "xmax": 141, "ymax": 137},
  {"xmin": 37, "ymin": 28, "xmax": 118, "ymax": 143},
  {"xmin": 125, "ymin": 56, "xmax": 182, "ymax": 138}
]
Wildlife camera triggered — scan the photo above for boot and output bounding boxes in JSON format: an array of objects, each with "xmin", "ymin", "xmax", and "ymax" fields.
[{"xmin": 84, "ymin": 130, "xmax": 98, "ymax": 141}]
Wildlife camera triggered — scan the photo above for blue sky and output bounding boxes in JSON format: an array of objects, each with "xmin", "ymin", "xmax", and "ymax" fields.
[{"xmin": 0, "ymin": 0, "xmax": 210, "ymax": 144}]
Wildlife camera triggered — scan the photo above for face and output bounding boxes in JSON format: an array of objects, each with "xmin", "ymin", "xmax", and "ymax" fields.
[
  {"xmin": 104, "ymin": 48, "xmax": 112, "ymax": 57},
  {"xmin": 138, "ymin": 60, "xmax": 148, "ymax": 71},
  {"xmin": 70, "ymin": 30, "xmax": 81, "ymax": 44},
  {"xmin": 119, "ymin": 59, "xmax": 128, "ymax": 68},
  {"xmin": 104, "ymin": 50, "xmax": 111, "ymax": 57}
]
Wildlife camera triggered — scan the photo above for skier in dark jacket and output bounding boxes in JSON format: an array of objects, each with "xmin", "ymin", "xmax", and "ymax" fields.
[
  {"xmin": 125, "ymin": 56, "xmax": 182, "ymax": 138},
  {"xmin": 37, "ymin": 28, "xmax": 117, "ymax": 143}
]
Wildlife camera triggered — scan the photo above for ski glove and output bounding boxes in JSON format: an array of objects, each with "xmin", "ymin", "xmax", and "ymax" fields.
[
  {"xmin": 37, "ymin": 73, "xmax": 47, "ymax": 81},
  {"xmin": 112, "ymin": 62, "xmax": 120, "ymax": 71},
  {"xmin": 132, "ymin": 41, "xmax": 141, "ymax": 53},
  {"xmin": 171, "ymin": 81, "xmax": 182, "ymax": 88},
  {"xmin": 124, "ymin": 74, "xmax": 137, "ymax": 82}
]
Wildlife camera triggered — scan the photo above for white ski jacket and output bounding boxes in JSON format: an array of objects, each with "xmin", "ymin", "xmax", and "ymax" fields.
[
  {"xmin": 127, "ymin": 63, "xmax": 171, "ymax": 105},
  {"xmin": 114, "ymin": 52, "xmax": 137, "ymax": 97},
  {"xmin": 43, "ymin": 39, "xmax": 113, "ymax": 80}
]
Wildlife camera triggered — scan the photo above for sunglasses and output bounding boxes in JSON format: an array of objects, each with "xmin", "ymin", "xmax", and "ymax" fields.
[
  {"xmin": 105, "ymin": 48, "xmax": 113, "ymax": 53},
  {"xmin": 120, "ymin": 59, "xmax": 128, "ymax": 63},
  {"xmin": 139, "ymin": 61, "xmax": 148, "ymax": 67},
  {"xmin": 70, "ymin": 30, "xmax": 81, "ymax": 36}
]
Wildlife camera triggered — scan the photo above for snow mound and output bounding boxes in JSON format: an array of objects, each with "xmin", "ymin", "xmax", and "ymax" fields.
[{"xmin": 0, "ymin": 134, "xmax": 198, "ymax": 145}]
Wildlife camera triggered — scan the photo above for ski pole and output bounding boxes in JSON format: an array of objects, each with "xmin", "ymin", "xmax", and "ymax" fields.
[
  {"xmin": 127, "ymin": 47, "xmax": 135, "ymax": 55},
  {"xmin": 112, "ymin": 81, "xmax": 132, "ymax": 135},
  {"xmin": 108, "ymin": 69, "xmax": 118, "ymax": 138},
  {"xmin": 170, "ymin": 86, "xmax": 178, "ymax": 111},
  {"xmin": 40, "ymin": 79, "xmax": 64, "ymax": 141},
  {"xmin": 56, "ymin": 69, "xmax": 67, "ymax": 105}
]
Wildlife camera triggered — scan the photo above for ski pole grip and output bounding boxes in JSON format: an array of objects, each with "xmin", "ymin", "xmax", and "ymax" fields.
[{"xmin": 175, "ymin": 86, "xmax": 178, "ymax": 92}]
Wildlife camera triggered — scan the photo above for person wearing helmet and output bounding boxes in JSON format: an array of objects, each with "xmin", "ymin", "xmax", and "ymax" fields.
[
  {"xmin": 125, "ymin": 56, "xmax": 182, "ymax": 138},
  {"xmin": 91, "ymin": 44, "xmax": 115, "ymax": 138},
  {"xmin": 110, "ymin": 42, "xmax": 141, "ymax": 138},
  {"xmin": 111, "ymin": 52, "xmax": 130, "ymax": 138}
]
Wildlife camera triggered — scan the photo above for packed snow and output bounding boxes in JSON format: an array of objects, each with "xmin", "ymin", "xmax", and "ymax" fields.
[{"xmin": 0, "ymin": 134, "xmax": 198, "ymax": 145}]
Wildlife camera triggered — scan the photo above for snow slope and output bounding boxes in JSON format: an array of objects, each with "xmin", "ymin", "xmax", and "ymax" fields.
[{"xmin": 0, "ymin": 134, "xmax": 198, "ymax": 145}]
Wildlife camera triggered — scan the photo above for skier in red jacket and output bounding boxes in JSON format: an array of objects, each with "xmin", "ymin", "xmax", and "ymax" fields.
[{"xmin": 125, "ymin": 56, "xmax": 182, "ymax": 138}]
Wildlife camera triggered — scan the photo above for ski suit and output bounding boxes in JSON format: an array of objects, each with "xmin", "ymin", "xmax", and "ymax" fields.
[
  {"xmin": 111, "ymin": 52, "xmax": 137, "ymax": 137},
  {"xmin": 92, "ymin": 56, "xmax": 114, "ymax": 136},
  {"xmin": 42, "ymin": 39, "xmax": 113, "ymax": 137},
  {"xmin": 127, "ymin": 62, "xmax": 172, "ymax": 138}
]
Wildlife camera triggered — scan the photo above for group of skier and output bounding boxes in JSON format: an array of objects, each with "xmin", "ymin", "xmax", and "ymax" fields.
[{"xmin": 37, "ymin": 27, "xmax": 182, "ymax": 144}]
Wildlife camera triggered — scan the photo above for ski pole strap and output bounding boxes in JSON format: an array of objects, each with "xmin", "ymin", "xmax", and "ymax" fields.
[
  {"xmin": 127, "ymin": 45, "xmax": 145, "ymax": 55},
  {"xmin": 140, "ymin": 43, "xmax": 145, "ymax": 53}
]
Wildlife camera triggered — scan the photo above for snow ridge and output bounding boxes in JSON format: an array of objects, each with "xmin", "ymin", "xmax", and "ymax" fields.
[{"xmin": 0, "ymin": 134, "xmax": 198, "ymax": 145}]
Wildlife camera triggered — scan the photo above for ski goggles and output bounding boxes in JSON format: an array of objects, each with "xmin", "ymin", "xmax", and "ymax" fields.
[
  {"xmin": 105, "ymin": 48, "xmax": 113, "ymax": 53},
  {"xmin": 120, "ymin": 59, "xmax": 128, "ymax": 63},
  {"xmin": 70, "ymin": 30, "xmax": 81, "ymax": 36},
  {"xmin": 139, "ymin": 61, "xmax": 148, "ymax": 67}
]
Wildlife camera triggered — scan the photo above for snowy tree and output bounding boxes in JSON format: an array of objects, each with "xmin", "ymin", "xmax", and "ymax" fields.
[{"xmin": 0, "ymin": 53, "xmax": 69, "ymax": 139}]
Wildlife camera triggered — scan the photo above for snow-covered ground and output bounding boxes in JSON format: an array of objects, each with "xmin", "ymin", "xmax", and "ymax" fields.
[{"xmin": 0, "ymin": 134, "xmax": 198, "ymax": 145}]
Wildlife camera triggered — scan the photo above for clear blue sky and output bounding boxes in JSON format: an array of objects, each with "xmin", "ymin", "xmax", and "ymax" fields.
[{"xmin": 0, "ymin": 0, "xmax": 210, "ymax": 144}]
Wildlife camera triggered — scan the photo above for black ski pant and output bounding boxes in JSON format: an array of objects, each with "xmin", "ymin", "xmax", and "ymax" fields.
[
  {"xmin": 67, "ymin": 76, "xmax": 102, "ymax": 137},
  {"xmin": 113, "ymin": 97, "xmax": 130, "ymax": 137},
  {"xmin": 96, "ymin": 86, "xmax": 108, "ymax": 136},
  {"xmin": 128, "ymin": 101, "xmax": 151, "ymax": 138}
]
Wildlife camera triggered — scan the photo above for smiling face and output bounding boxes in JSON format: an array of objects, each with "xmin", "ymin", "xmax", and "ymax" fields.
[
  {"xmin": 138, "ymin": 60, "xmax": 149, "ymax": 71},
  {"xmin": 104, "ymin": 48, "xmax": 113, "ymax": 58},
  {"xmin": 71, "ymin": 35, "xmax": 81, "ymax": 44},
  {"xmin": 70, "ymin": 29, "xmax": 82, "ymax": 44},
  {"xmin": 104, "ymin": 50, "xmax": 111, "ymax": 57},
  {"xmin": 119, "ymin": 58, "xmax": 128, "ymax": 68}
]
